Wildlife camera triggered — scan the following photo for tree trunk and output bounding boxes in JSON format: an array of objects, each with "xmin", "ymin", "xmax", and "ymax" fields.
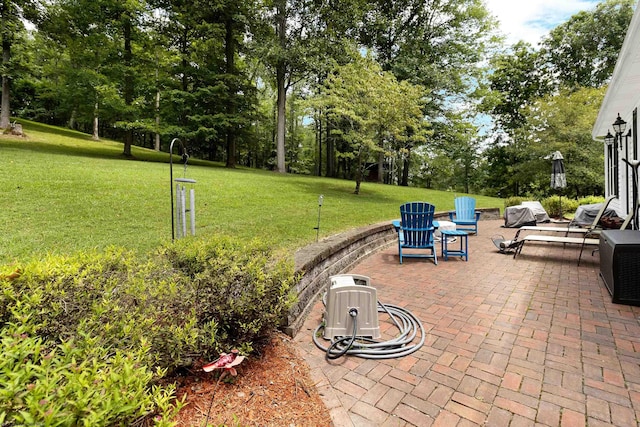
[
  {"xmin": 155, "ymin": 89, "xmax": 160, "ymax": 151},
  {"xmin": 275, "ymin": 0, "xmax": 287, "ymax": 173},
  {"xmin": 276, "ymin": 74, "xmax": 286, "ymax": 172},
  {"xmin": 401, "ymin": 147, "xmax": 410, "ymax": 186},
  {"xmin": 354, "ymin": 153, "xmax": 363, "ymax": 195},
  {"xmin": 208, "ymin": 140, "xmax": 217, "ymax": 161},
  {"xmin": 154, "ymin": 61, "xmax": 161, "ymax": 151},
  {"xmin": 464, "ymin": 163, "xmax": 470, "ymax": 194},
  {"xmin": 92, "ymin": 102, "xmax": 99, "ymax": 140},
  {"xmin": 225, "ymin": 17, "xmax": 236, "ymax": 168},
  {"xmin": 181, "ymin": 28, "xmax": 189, "ymax": 93},
  {"xmin": 316, "ymin": 110, "xmax": 322, "ymax": 176},
  {"xmin": 122, "ymin": 14, "xmax": 133, "ymax": 157},
  {"xmin": 326, "ymin": 122, "xmax": 335, "ymax": 177},
  {"xmin": 68, "ymin": 108, "xmax": 77, "ymax": 129},
  {"xmin": 0, "ymin": 37, "xmax": 11, "ymax": 129},
  {"xmin": 377, "ymin": 152, "xmax": 384, "ymax": 183}
]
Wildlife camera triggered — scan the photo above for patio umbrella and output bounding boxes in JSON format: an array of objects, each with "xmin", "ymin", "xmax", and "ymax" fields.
[{"xmin": 551, "ymin": 151, "xmax": 567, "ymax": 218}]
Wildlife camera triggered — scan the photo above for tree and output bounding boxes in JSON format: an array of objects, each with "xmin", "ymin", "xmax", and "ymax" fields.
[
  {"xmin": 318, "ymin": 57, "xmax": 382, "ymax": 193},
  {"xmin": 313, "ymin": 54, "xmax": 428, "ymax": 194},
  {"xmin": 482, "ymin": 42, "xmax": 552, "ymax": 135},
  {"xmin": 481, "ymin": 1, "xmax": 632, "ymax": 198},
  {"xmin": 542, "ymin": 0, "xmax": 634, "ymax": 89},
  {"xmin": 480, "ymin": 42, "xmax": 552, "ymax": 197},
  {"xmin": 480, "ymin": 142, "xmax": 512, "ymax": 197},
  {"xmin": 40, "ymin": 0, "xmax": 153, "ymax": 152},
  {"xmin": 150, "ymin": 0, "xmax": 258, "ymax": 164},
  {"xmin": 0, "ymin": 0, "xmax": 41, "ymax": 129},
  {"xmin": 444, "ymin": 117, "xmax": 482, "ymax": 194},
  {"xmin": 256, "ymin": 0, "xmax": 365, "ymax": 173},
  {"xmin": 358, "ymin": 0, "xmax": 499, "ymax": 182},
  {"xmin": 411, "ymin": 113, "xmax": 482, "ymax": 193},
  {"xmin": 361, "ymin": 0, "xmax": 499, "ymax": 104},
  {"xmin": 518, "ymin": 86, "xmax": 607, "ymax": 198},
  {"xmin": 183, "ymin": 0, "xmax": 257, "ymax": 167},
  {"xmin": 38, "ymin": 0, "xmax": 117, "ymax": 137},
  {"xmin": 378, "ymin": 79, "xmax": 431, "ymax": 186},
  {"xmin": 107, "ymin": 0, "xmax": 148, "ymax": 157}
]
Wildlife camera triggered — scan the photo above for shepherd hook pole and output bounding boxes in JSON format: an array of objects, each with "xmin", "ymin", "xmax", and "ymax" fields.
[
  {"xmin": 170, "ymin": 138, "xmax": 187, "ymax": 242},
  {"xmin": 314, "ymin": 195, "xmax": 324, "ymax": 242}
]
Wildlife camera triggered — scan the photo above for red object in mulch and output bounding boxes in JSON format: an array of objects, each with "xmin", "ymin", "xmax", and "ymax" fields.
[{"xmin": 202, "ymin": 349, "xmax": 245, "ymax": 377}]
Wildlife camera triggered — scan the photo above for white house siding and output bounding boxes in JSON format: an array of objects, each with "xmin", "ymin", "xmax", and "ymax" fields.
[{"xmin": 593, "ymin": 3, "xmax": 640, "ymax": 219}]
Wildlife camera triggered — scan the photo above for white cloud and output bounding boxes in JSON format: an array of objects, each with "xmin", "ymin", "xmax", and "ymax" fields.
[{"xmin": 484, "ymin": 0, "xmax": 601, "ymax": 47}]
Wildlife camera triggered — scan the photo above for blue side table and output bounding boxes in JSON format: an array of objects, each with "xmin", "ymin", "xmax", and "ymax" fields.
[{"xmin": 440, "ymin": 230, "xmax": 469, "ymax": 261}]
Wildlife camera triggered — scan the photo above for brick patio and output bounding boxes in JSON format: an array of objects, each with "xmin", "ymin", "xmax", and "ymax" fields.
[{"xmin": 293, "ymin": 219, "xmax": 640, "ymax": 426}]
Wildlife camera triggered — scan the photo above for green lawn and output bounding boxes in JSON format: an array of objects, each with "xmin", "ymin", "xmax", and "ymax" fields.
[{"xmin": 1, "ymin": 120, "xmax": 503, "ymax": 263}]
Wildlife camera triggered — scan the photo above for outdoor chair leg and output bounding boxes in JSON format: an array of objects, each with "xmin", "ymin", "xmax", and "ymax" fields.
[
  {"xmin": 578, "ymin": 234, "xmax": 596, "ymax": 266},
  {"xmin": 578, "ymin": 240, "xmax": 586, "ymax": 266},
  {"xmin": 513, "ymin": 240, "xmax": 526, "ymax": 259}
]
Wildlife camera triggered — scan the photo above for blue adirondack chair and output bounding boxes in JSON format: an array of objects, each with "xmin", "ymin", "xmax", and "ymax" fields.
[
  {"xmin": 398, "ymin": 202, "xmax": 437, "ymax": 265},
  {"xmin": 448, "ymin": 196, "xmax": 481, "ymax": 234}
]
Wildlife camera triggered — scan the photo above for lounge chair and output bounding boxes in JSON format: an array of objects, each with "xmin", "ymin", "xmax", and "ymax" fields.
[
  {"xmin": 511, "ymin": 195, "xmax": 616, "ymax": 240},
  {"xmin": 513, "ymin": 234, "xmax": 600, "ymax": 264},
  {"xmin": 448, "ymin": 196, "xmax": 481, "ymax": 234},
  {"xmin": 397, "ymin": 201, "xmax": 437, "ymax": 264},
  {"xmin": 513, "ymin": 210, "xmax": 633, "ymax": 265}
]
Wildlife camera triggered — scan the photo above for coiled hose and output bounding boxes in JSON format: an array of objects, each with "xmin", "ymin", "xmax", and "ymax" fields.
[{"xmin": 313, "ymin": 299, "xmax": 425, "ymax": 360}]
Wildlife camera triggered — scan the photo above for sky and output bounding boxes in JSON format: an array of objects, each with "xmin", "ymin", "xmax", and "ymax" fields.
[{"xmin": 483, "ymin": 0, "xmax": 603, "ymax": 47}]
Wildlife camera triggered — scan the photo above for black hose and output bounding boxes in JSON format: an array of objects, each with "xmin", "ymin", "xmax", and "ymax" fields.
[{"xmin": 325, "ymin": 308, "xmax": 359, "ymax": 359}]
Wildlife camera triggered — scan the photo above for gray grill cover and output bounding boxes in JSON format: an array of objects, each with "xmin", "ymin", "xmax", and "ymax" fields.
[
  {"xmin": 521, "ymin": 201, "xmax": 551, "ymax": 223},
  {"xmin": 571, "ymin": 202, "xmax": 617, "ymax": 227},
  {"xmin": 504, "ymin": 205, "xmax": 537, "ymax": 228}
]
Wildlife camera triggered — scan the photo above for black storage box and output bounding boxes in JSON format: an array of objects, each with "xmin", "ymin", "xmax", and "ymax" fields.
[{"xmin": 599, "ymin": 230, "xmax": 640, "ymax": 305}]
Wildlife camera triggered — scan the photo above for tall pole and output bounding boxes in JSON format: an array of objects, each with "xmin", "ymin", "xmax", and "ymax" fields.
[
  {"xmin": 626, "ymin": 132, "xmax": 630, "ymax": 214},
  {"xmin": 170, "ymin": 138, "xmax": 187, "ymax": 242},
  {"xmin": 623, "ymin": 158, "xmax": 640, "ymax": 230},
  {"xmin": 314, "ymin": 195, "xmax": 324, "ymax": 242}
]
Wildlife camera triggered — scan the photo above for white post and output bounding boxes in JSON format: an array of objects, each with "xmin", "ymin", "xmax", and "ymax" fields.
[
  {"xmin": 181, "ymin": 185, "xmax": 187, "ymax": 237},
  {"xmin": 175, "ymin": 183, "xmax": 182, "ymax": 239},
  {"xmin": 189, "ymin": 188, "xmax": 196, "ymax": 235}
]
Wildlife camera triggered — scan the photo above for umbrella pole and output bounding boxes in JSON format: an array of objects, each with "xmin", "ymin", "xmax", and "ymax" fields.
[
  {"xmin": 559, "ymin": 194, "xmax": 562, "ymax": 219},
  {"xmin": 551, "ymin": 151, "xmax": 566, "ymax": 220}
]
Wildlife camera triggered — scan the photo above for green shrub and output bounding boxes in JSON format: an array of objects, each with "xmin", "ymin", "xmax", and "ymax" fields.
[
  {"xmin": 4, "ymin": 239, "xmax": 296, "ymax": 368},
  {"xmin": 6, "ymin": 248, "xmax": 197, "ymax": 369},
  {"xmin": 541, "ymin": 196, "xmax": 580, "ymax": 218},
  {"xmin": 577, "ymin": 195, "xmax": 606, "ymax": 206},
  {"xmin": 161, "ymin": 236, "xmax": 298, "ymax": 356},
  {"xmin": 0, "ymin": 303, "xmax": 180, "ymax": 426},
  {"xmin": 1, "ymin": 237, "xmax": 296, "ymax": 423},
  {"xmin": 504, "ymin": 197, "xmax": 526, "ymax": 208}
]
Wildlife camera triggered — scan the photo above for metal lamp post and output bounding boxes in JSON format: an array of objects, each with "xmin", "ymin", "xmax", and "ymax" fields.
[
  {"xmin": 623, "ymin": 128, "xmax": 633, "ymax": 213},
  {"xmin": 611, "ymin": 114, "xmax": 627, "ymax": 199},
  {"xmin": 621, "ymin": 158, "xmax": 640, "ymax": 230},
  {"xmin": 604, "ymin": 129, "xmax": 615, "ymax": 146},
  {"xmin": 612, "ymin": 113, "xmax": 638, "ymax": 226},
  {"xmin": 613, "ymin": 113, "xmax": 627, "ymax": 143},
  {"xmin": 605, "ymin": 130, "xmax": 615, "ymax": 196}
]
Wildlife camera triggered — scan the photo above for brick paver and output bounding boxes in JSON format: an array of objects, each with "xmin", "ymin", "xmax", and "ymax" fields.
[{"xmin": 294, "ymin": 219, "xmax": 640, "ymax": 426}]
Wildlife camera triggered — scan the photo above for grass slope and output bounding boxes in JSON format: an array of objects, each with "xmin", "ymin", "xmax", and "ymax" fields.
[{"xmin": 1, "ymin": 120, "xmax": 503, "ymax": 263}]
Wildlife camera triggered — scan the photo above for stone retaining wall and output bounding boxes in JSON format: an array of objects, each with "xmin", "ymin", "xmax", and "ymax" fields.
[{"xmin": 282, "ymin": 207, "xmax": 501, "ymax": 337}]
